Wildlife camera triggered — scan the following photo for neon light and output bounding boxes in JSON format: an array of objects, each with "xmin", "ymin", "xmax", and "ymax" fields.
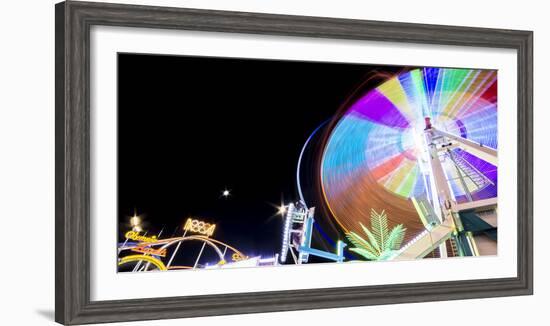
[
  {"xmin": 231, "ymin": 252, "xmax": 247, "ymax": 261},
  {"xmin": 118, "ymin": 254, "xmax": 167, "ymax": 271},
  {"xmin": 131, "ymin": 245, "xmax": 167, "ymax": 257},
  {"xmin": 183, "ymin": 218, "xmax": 216, "ymax": 237},
  {"xmin": 125, "ymin": 231, "xmax": 157, "ymax": 243},
  {"xmin": 321, "ymin": 67, "xmax": 497, "ymax": 242}
]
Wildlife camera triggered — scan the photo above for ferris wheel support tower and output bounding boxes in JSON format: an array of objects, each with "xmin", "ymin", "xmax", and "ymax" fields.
[{"xmin": 392, "ymin": 117, "xmax": 498, "ymax": 260}]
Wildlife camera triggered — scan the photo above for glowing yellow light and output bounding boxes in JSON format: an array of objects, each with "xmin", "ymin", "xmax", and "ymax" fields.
[
  {"xmin": 131, "ymin": 245, "xmax": 167, "ymax": 257},
  {"xmin": 278, "ymin": 205, "xmax": 287, "ymax": 215},
  {"xmin": 183, "ymin": 218, "xmax": 216, "ymax": 237},
  {"xmin": 232, "ymin": 252, "xmax": 247, "ymax": 261},
  {"xmin": 125, "ymin": 230, "xmax": 158, "ymax": 243},
  {"xmin": 130, "ymin": 215, "xmax": 141, "ymax": 227},
  {"xmin": 118, "ymin": 254, "xmax": 167, "ymax": 271}
]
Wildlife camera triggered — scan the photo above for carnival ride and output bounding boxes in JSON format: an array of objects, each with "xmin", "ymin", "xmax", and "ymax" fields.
[
  {"xmin": 118, "ymin": 217, "xmax": 278, "ymax": 272},
  {"xmin": 279, "ymin": 201, "xmax": 346, "ymax": 264},
  {"xmin": 318, "ymin": 67, "xmax": 498, "ymax": 260},
  {"xmin": 118, "ymin": 67, "xmax": 499, "ymax": 271}
]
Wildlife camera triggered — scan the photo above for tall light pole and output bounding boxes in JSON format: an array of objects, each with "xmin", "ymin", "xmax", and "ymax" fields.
[
  {"xmin": 119, "ymin": 214, "xmax": 141, "ymax": 255},
  {"xmin": 130, "ymin": 214, "xmax": 142, "ymax": 232}
]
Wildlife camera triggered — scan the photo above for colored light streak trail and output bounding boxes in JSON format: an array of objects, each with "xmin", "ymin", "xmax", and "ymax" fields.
[{"xmin": 321, "ymin": 67, "xmax": 497, "ymax": 241}]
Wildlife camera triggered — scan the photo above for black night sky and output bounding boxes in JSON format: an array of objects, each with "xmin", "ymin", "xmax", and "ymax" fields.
[{"xmin": 117, "ymin": 53, "xmax": 400, "ymax": 265}]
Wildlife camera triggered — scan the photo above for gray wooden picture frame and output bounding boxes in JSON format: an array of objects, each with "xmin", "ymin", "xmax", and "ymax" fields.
[{"xmin": 55, "ymin": 1, "xmax": 533, "ymax": 324}]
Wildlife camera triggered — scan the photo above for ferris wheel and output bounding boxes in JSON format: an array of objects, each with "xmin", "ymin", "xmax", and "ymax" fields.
[{"xmin": 320, "ymin": 67, "xmax": 498, "ymax": 259}]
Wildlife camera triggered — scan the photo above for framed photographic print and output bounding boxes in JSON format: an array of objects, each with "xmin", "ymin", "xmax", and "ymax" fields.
[{"xmin": 55, "ymin": 1, "xmax": 533, "ymax": 324}]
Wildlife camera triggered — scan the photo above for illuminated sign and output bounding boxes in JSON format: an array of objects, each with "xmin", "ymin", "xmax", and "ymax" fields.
[
  {"xmin": 125, "ymin": 231, "xmax": 158, "ymax": 243},
  {"xmin": 232, "ymin": 252, "xmax": 247, "ymax": 262},
  {"xmin": 118, "ymin": 254, "xmax": 167, "ymax": 271},
  {"xmin": 183, "ymin": 218, "xmax": 216, "ymax": 237},
  {"xmin": 131, "ymin": 245, "xmax": 167, "ymax": 257}
]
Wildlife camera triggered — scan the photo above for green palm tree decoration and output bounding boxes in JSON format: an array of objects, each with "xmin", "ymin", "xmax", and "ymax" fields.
[{"xmin": 346, "ymin": 209, "xmax": 407, "ymax": 261}]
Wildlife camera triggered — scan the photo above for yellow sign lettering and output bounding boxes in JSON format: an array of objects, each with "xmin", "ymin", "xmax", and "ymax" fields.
[
  {"xmin": 183, "ymin": 218, "xmax": 216, "ymax": 237},
  {"xmin": 125, "ymin": 231, "xmax": 158, "ymax": 243}
]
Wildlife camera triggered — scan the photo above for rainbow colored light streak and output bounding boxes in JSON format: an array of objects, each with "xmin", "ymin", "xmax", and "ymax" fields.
[{"xmin": 321, "ymin": 67, "xmax": 497, "ymax": 235}]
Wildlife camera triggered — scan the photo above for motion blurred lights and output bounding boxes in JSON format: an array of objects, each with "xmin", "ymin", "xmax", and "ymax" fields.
[
  {"xmin": 321, "ymin": 67, "xmax": 498, "ymax": 238},
  {"xmin": 322, "ymin": 67, "xmax": 497, "ymax": 200}
]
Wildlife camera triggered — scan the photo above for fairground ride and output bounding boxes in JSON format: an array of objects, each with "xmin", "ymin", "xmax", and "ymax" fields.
[
  {"xmin": 279, "ymin": 201, "xmax": 346, "ymax": 264},
  {"xmin": 291, "ymin": 67, "xmax": 498, "ymax": 262},
  {"xmin": 118, "ymin": 217, "xmax": 279, "ymax": 272}
]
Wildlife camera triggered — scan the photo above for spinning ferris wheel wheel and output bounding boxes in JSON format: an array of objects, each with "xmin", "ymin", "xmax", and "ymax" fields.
[{"xmin": 319, "ymin": 67, "xmax": 498, "ymax": 259}]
